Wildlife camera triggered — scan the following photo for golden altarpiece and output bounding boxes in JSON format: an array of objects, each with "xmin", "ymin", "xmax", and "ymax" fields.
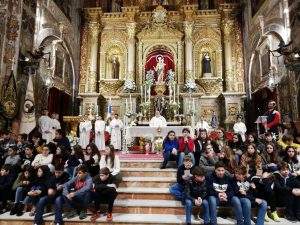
[{"xmin": 64, "ymin": 2, "xmax": 245, "ymax": 131}]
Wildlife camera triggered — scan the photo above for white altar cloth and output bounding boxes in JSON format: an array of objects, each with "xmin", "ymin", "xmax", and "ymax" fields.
[{"xmin": 126, "ymin": 126, "xmax": 192, "ymax": 140}]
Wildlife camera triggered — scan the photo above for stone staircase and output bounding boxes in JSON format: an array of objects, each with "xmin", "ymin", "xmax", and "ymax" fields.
[{"xmin": 0, "ymin": 158, "xmax": 297, "ymax": 225}]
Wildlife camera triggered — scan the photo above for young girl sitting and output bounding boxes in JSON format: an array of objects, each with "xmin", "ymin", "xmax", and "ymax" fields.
[
  {"xmin": 240, "ymin": 143, "xmax": 263, "ymax": 177},
  {"xmin": 23, "ymin": 165, "xmax": 50, "ymax": 216},
  {"xmin": 261, "ymin": 143, "xmax": 280, "ymax": 173},
  {"xmin": 84, "ymin": 143, "xmax": 100, "ymax": 177},
  {"xmin": 99, "ymin": 145, "xmax": 121, "ymax": 186},
  {"xmin": 161, "ymin": 130, "xmax": 178, "ymax": 169},
  {"xmin": 65, "ymin": 145, "xmax": 84, "ymax": 177},
  {"xmin": 282, "ymin": 146, "xmax": 300, "ymax": 176},
  {"xmin": 11, "ymin": 165, "xmax": 35, "ymax": 216}
]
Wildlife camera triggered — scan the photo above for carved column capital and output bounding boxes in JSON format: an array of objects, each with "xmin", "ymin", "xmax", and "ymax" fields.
[
  {"xmin": 184, "ymin": 21, "xmax": 194, "ymax": 42},
  {"xmin": 126, "ymin": 22, "xmax": 136, "ymax": 40},
  {"xmin": 222, "ymin": 19, "xmax": 234, "ymax": 37}
]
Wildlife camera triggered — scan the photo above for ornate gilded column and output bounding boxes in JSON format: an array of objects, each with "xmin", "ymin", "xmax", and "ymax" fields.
[
  {"xmin": 126, "ymin": 22, "xmax": 136, "ymax": 81},
  {"xmin": 222, "ymin": 19, "xmax": 234, "ymax": 92},
  {"xmin": 184, "ymin": 21, "xmax": 194, "ymax": 82},
  {"xmin": 79, "ymin": 8, "xmax": 101, "ymax": 116},
  {"xmin": 86, "ymin": 21, "xmax": 100, "ymax": 93}
]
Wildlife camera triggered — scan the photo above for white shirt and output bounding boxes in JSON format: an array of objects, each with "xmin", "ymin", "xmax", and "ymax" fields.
[
  {"xmin": 32, "ymin": 154, "xmax": 53, "ymax": 167},
  {"xmin": 196, "ymin": 120, "xmax": 211, "ymax": 131},
  {"xmin": 99, "ymin": 154, "xmax": 120, "ymax": 176},
  {"xmin": 149, "ymin": 116, "xmax": 167, "ymax": 127},
  {"xmin": 233, "ymin": 121, "xmax": 247, "ymax": 141}
]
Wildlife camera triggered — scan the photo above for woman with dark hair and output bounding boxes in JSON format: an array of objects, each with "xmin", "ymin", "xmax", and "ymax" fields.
[
  {"xmin": 99, "ymin": 145, "xmax": 121, "ymax": 186},
  {"xmin": 194, "ymin": 129, "xmax": 210, "ymax": 166},
  {"xmin": 240, "ymin": 143, "xmax": 263, "ymax": 177},
  {"xmin": 52, "ymin": 145, "xmax": 69, "ymax": 168},
  {"xmin": 261, "ymin": 143, "xmax": 280, "ymax": 173},
  {"xmin": 244, "ymin": 133, "xmax": 260, "ymax": 152},
  {"xmin": 83, "ymin": 143, "xmax": 100, "ymax": 177},
  {"xmin": 178, "ymin": 128, "xmax": 195, "ymax": 166},
  {"xmin": 282, "ymin": 146, "xmax": 300, "ymax": 176},
  {"xmin": 161, "ymin": 130, "xmax": 179, "ymax": 169},
  {"xmin": 217, "ymin": 145, "xmax": 238, "ymax": 175},
  {"xmin": 228, "ymin": 133, "xmax": 244, "ymax": 161},
  {"xmin": 65, "ymin": 145, "xmax": 84, "ymax": 177}
]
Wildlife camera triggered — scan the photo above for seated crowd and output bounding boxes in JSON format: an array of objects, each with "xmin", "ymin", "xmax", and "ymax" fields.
[
  {"xmin": 163, "ymin": 126, "xmax": 300, "ymax": 225},
  {"xmin": 0, "ymin": 129, "xmax": 121, "ymax": 225}
]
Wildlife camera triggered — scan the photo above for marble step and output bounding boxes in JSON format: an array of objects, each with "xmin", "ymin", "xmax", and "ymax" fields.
[
  {"xmin": 119, "ymin": 176, "xmax": 176, "ymax": 188},
  {"xmin": 122, "ymin": 167, "xmax": 177, "ymax": 177},
  {"xmin": 0, "ymin": 212, "xmax": 296, "ymax": 225},
  {"xmin": 117, "ymin": 187, "xmax": 174, "ymax": 200},
  {"xmin": 113, "ymin": 199, "xmax": 185, "ymax": 214},
  {"xmin": 121, "ymin": 160, "xmax": 177, "ymax": 168}
]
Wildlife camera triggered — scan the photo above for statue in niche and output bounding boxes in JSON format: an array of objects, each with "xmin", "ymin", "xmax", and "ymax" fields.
[
  {"xmin": 111, "ymin": 0, "xmax": 122, "ymax": 12},
  {"xmin": 202, "ymin": 52, "xmax": 212, "ymax": 77},
  {"xmin": 111, "ymin": 55, "xmax": 120, "ymax": 79},
  {"xmin": 154, "ymin": 55, "xmax": 166, "ymax": 84},
  {"xmin": 200, "ymin": 0, "xmax": 210, "ymax": 9}
]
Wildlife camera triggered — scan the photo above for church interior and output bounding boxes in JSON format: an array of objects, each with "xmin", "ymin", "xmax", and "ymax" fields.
[{"xmin": 0, "ymin": 0, "xmax": 300, "ymax": 224}]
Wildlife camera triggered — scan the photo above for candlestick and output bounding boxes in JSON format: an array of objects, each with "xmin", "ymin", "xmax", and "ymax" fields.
[
  {"xmin": 148, "ymin": 86, "xmax": 151, "ymax": 102},
  {"xmin": 79, "ymin": 105, "xmax": 82, "ymax": 116},
  {"xmin": 129, "ymin": 94, "xmax": 133, "ymax": 112},
  {"xmin": 177, "ymin": 85, "xmax": 180, "ymax": 104},
  {"xmin": 95, "ymin": 105, "xmax": 98, "ymax": 115},
  {"xmin": 144, "ymin": 85, "xmax": 147, "ymax": 103},
  {"xmin": 193, "ymin": 98, "xmax": 195, "ymax": 114},
  {"xmin": 125, "ymin": 99, "xmax": 128, "ymax": 112},
  {"xmin": 173, "ymin": 84, "xmax": 176, "ymax": 102},
  {"xmin": 140, "ymin": 85, "xmax": 143, "ymax": 102}
]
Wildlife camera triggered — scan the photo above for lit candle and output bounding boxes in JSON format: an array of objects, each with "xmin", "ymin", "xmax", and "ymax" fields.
[
  {"xmin": 193, "ymin": 98, "xmax": 195, "ymax": 113},
  {"xmin": 177, "ymin": 85, "xmax": 180, "ymax": 104},
  {"xmin": 148, "ymin": 86, "xmax": 151, "ymax": 102},
  {"xmin": 125, "ymin": 99, "xmax": 128, "ymax": 112},
  {"xmin": 95, "ymin": 105, "xmax": 98, "ymax": 115},
  {"xmin": 79, "ymin": 105, "xmax": 82, "ymax": 115},
  {"xmin": 140, "ymin": 85, "xmax": 143, "ymax": 102}
]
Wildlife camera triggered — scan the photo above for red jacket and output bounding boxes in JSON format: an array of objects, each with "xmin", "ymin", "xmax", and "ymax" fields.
[{"xmin": 178, "ymin": 137, "xmax": 195, "ymax": 153}]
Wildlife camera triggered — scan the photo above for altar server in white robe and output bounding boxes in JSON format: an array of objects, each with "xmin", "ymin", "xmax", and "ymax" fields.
[
  {"xmin": 51, "ymin": 113, "xmax": 61, "ymax": 140},
  {"xmin": 79, "ymin": 118, "xmax": 92, "ymax": 149},
  {"xmin": 110, "ymin": 114, "xmax": 124, "ymax": 150},
  {"xmin": 149, "ymin": 110, "xmax": 167, "ymax": 127},
  {"xmin": 95, "ymin": 116, "xmax": 106, "ymax": 151},
  {"xmin": 233, "ymin": 115, "xmax": 247, "ymax": 142},
  {"xmin": 38, "ymin": 109, "xmax": 53, "ymax": 143},
  {"xmin": 196, "ymin": 116, "xmax": 211, "ymax": 132}
]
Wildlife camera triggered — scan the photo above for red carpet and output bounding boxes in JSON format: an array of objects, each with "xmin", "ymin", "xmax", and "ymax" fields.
[{"xmin": 118, "ymin": 152, "xmax": 163, "ymax": 160}]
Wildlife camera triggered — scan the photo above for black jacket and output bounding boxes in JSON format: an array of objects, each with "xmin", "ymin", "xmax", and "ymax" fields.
[
  {"xmin": 93, "ymin": 174, "xmax": 115, "ymax": 193},
  {"xmin": 184, "ymin": 178, "xmax": 208, "ymax": 201},
  {"xmin": 47, "ymin": 172, "xmax": 70, "ymax": 195},
  {"xmin": 232, "ymin": 177, "xmax": 254, "ymax": 201},
  {"xmin": 272, "ymin": 172, "xmax": 293, "ymax": 194},
  {"xmin": 206, "ymin": 172, "xmax": 233, "ymax": 200},
  {"xmin": 0, "ymin": 173, "xmax": 15, "ymax": 191},
  {"xmin": 177, "ymin": 164, "xmax": 195, "ymax": 186}
]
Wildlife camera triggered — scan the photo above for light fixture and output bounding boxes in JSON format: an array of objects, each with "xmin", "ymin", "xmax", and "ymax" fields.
[{"xmin": 269, "ymin": 40, "xmax": 300, "ymax": 72}]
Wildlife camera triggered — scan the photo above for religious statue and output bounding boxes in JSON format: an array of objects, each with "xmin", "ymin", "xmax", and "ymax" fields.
[
  {"xmin": 111, "ymin": 0, "xmax": 122, "ymax": 12},
  {"xmin": 154, "ymin": 55, "xmax": 166, "ymax": 84},
  {"xmin": 202, "ymin": 52, "xmax": 212, "ymax": 76},
  {"xmin": 111, "ymin": 55, "xmax": 120, "ymax": 79},
  {"xmin": 200, "ymin": 0, "xmax": 210, "ymax": 9}
]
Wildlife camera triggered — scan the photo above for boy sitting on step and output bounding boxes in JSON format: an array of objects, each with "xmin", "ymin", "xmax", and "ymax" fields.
[
  {"xmin": 207, "ymin": 161, "xmax": 234, "ymax": 225},
  {"xmin": 0, "ymin": 164, "xmax": 16, "ymax": 213},
  {"xmin": 90, "ymin": 167, "xmax": 118, "ymax": 222},
  {"xmin": 61, "ymin": 165, "xmax": 92, "ymax": 220},
  {"xmin": 183, "ymin": 166, "xmax": 209, "ymax": 225},
  {"xmin": 170, "ymin": 155, "xmax": 194, "ymax": 203}
]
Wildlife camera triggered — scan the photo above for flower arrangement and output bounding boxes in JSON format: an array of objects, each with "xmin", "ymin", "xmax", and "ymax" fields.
[
  {"xmin": 166, "ymin": 69, "xmax": 175, "ymax": 86},
  {"xmin": 123, "ymin": 79, "xmax": 136, "ymax": 93},
  {"xmin": 145, "ymin": 70, "xmax": 155, "ymax": 87},
  {"xmin": 185, "ymin": 79, "xmax": 197, "ymax": 93}
]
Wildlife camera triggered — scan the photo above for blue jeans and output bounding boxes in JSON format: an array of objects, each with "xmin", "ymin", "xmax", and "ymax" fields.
[
  {"xmin": 23, "ymin": 195, "xmax": 40, "ymax": 206},
  {"xmin": 14, "ymin": 187, "xmax": 25, "ymax": 203},
  {"xmin": 178, "ymin": 152, "xmax": 195, "ymax": 166},
  {"xmin": 208, "ymin": 195, "xmax": 230, "ymax": 225},
  {"xmin": 256, "ymin": 199, "xmax": 267, "ymax": 225},
  {"xmin": 34, "ymin": 195, "xmax": 64, "ymax": 224},
  {"xmin": 169, "ymin": 183, "xmax": 184, "ymax": 201},
  {"xmin": 185, "ymin": 198, "xmax": 210, "ymax": 224},
  {"xmin": 231, "ymin": 196, "xmax": 252, "ymax": 225},
  {"xmin": 162, "ymin": 151, "xmax": 177, "ymax": 166}
]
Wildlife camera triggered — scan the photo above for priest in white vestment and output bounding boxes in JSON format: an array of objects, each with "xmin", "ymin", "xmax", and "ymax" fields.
[
  {"xmin": 233, "ymin": 115, "xmax": 247, "ymax": 142},
  {"xmin": 149, "ymin": 110, "xmax": 167, "ymax": 127},
  {"xmin": 51, "ymin": 113, "xmax": 61, "ymax": 141},
  {"xmin": 79, "ymin": 118, "xmax": 92, "ymax": 149},
  {"xmin": 110, "ymin": 114, "xmax": 124, "ymax": 150},
  {"xmin": 38, "ymin": 109, "xmax": 53, "ymax": 143},
  {"xmin": 95, "ymin": 116, "xmax": 106, "ymax": 151},
  {"xmin": 196, "ymin": 116, "xmax": 211, "ymax": 132}
]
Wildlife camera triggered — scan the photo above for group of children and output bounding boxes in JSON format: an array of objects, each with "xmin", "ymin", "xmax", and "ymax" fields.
[
  {"xmin": 164, "ymin": 127, "xmax": 300, "ymax": 225},
  {"xmin": 0, "ymin": 130, "xmax": 122, "ymax": 225}
]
